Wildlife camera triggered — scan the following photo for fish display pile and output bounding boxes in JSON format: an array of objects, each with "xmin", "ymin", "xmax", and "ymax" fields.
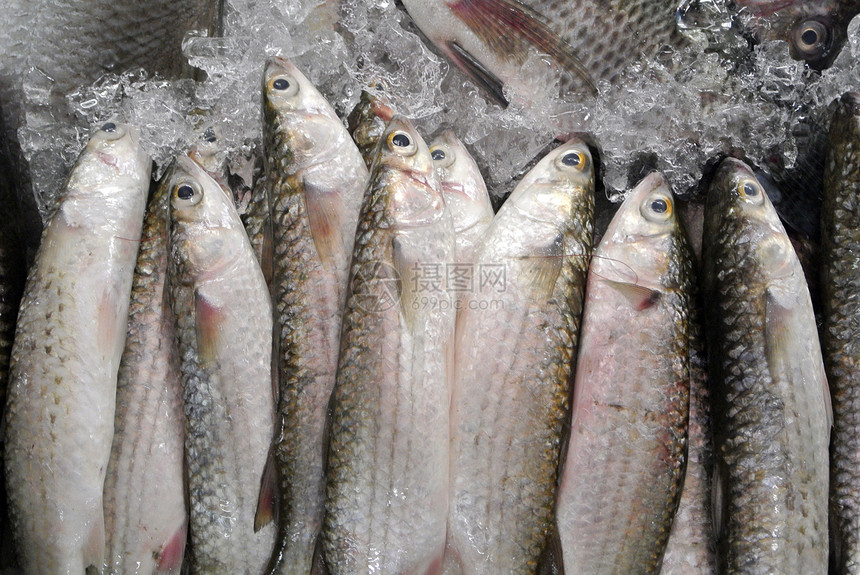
[{"xmin": 0, "ymin": 0, "xmax": 858, "ymax": 574}]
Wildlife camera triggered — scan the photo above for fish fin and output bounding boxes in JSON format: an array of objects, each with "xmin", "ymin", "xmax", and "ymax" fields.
[
  {"xmin": 603, "ymin": 279, "xmax": 662, "ymax": 311},
  {"xmin": 421, "ymin": 542, "xmax": 445, "ymax": 575},
  {"xmin": 304, "ymin": 178, "xmax": 347, "ymax": 270},
  {"xmin": 447, "ymin": 41, "xmax": 508, "ymax": 107},
  {"xmin": 260, "ymin": 216, "xmax": 274, "ymax": 287},
  {"xmin": 447, "ymin": 0, "xmax": 596, "ymax": 95},
  {"xmin": 393, "ymin": 235, "xmax": 418, "ymax": 330},
  {"xmin": 520, "ymin": 234, "xmax": 563, "ymax": 304},
  {"xmin": 254, "ymin": 449, "xmax": 279, "ymax": 532},
  {"xmin": 310, "ymin": 533, "xmax": 330, "ymax": 575},
  {"xmin": 711, "ymin": 456, "xmax": 725, "ymax": 542},
  {"xmin": 537, "ymin": 522, "xmax": 565, "ymax": 575},
  {"xmin": 155, "ymin": 522, "xmax": 187, "ymax": 574},
  {"xmin": 194, "ymin": 290, "xmax": 223, "ymax": 363},
  {"xmin": 97, "ymin": 288, "xmax": 119, "ymax": 353},
  {"xmin": 820, "ymin": 362, "xmax": 834, "ymax": 430},
  {"xmin": 83, "ymin": 514, "xmax": 106, "ymax": 571}
]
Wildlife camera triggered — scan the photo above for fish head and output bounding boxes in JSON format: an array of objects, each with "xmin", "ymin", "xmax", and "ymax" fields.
[
  {"xmin": 262, "ymin": 56, "xmax": 342, "ymax": 166},
  {"xmin": 706, "ymin": 157, "xmax": 796, "ymax": 281},
  {"xmin": 348, "ymin": 88, "xmax": 395, "ymax": 158},
  {"xmin": 429, "ymin": 129, "xmax": 493, "ymax": 235},
  {"xmin": 72, "ymin": 121, "xmax": 150, "ymax": 190},
  {"xmin": 593, "ymin": 172, "xmax": 680, "ymax": 288},
  {"xmin": 167, "ymin": 154, "xmax": 244, "ymax": 278},
  {"xmin": 374, "ymin": 115, "xmax": 446, "ymax": 228}
]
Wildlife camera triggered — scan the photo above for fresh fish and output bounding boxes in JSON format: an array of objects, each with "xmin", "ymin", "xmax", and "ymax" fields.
[
  {"xmin": 734, "ymin": 0, "xmax": 860, "ymax": 69},
  {"xmin": 321, "ymin": 115, "xmax": 455, "ymax": 575},
  {"xmin": 446, "ymin": 138, "xmax": 593, "ymax": 574},
  {"xmin": 400, "ymin": 0, "xmax": 689, "ymax": 105},
  {"xmin": 261, "ymin": 56, "xmax": 368, "ymax": 575},
  {"xmin": 102, "ymin": 168, "xmax": 186, "ymax": 575},
  {"xmin": 347, "ymin": 88, "xmax": 396, "ymax": 169},
  {"xmin": 701, "ymin": 157, "xmax": 830, "ymax": 574},
  {"xmin": 556, "ymin": 172, "xmax": 691, "ymax": 574},
  {"xmin": 429, "ymin": 130, "xmax": 494, "ymax": 262},
  {"xmin": 166, "ymin": 153, "xmax": 276, "ymax": 573},
  {"xmin": 821, "ymin": 92, "xmax": 860, "ymax": 574},
  {"xmin": 3, "ymin": 122, "xmax": 150, "ymax": 574}
]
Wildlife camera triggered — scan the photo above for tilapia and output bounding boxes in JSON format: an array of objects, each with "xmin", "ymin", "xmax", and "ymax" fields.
[
  {"xmin": 400, "ymin": 0, "xmax": 689, "ymax": 105},
  {"xmin": 701, "ymin": 157, "xmax": 830, "ymax": 574},
  {"xmin": 166, "ymin": 153, "xmax": 276, "ymax": 574},
  {"xmin": 821, "ymin": 92, "xmax": 860, "ymax": 574},
  {"xmin": 261, "ymin": 56, "xmax": 368, "ymax": 575},
  {"xmin": 429, "ymin": 130, "xmax": 494, "ymax": 263},
  {"xmin": 556, "ymin": 172, "xmax": 691, "ymax": 574},
  {"xmin": 321, "ymin": 115, "xmax": 456, "ymax": 575},
  {"xmin": 347, "ymin": 88, "xmax": 396, "ymax": 169},
  {"xmin": 4, "ymin": 122, "xmax": 150, "ymax": 574},
  {"xmin": 102, "ymin": 167, "xmax": 186, "ymax": 575},
  {"xmin": 446, "ymin": 138, "xmax": 593, "ymax": 575},
  {"xmin": 734, "ymin": 0, "xmax": 860, "ymax": 69}
]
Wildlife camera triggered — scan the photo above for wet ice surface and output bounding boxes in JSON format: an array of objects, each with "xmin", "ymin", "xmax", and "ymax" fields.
[{"xmin": 24, "ymin": 0, "xmax": 860, "ymax": 217}]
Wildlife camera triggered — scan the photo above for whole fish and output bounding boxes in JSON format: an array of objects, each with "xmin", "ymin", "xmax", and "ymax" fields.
[
  {"xmin": 3, "ymin": 122, "xmax": 150, "ymax": 574},
  {"xmin": 734, "ymin": 0, "xmax": 860, "ymax": 69},
  {"xmin": 321, "ymin": 115, "xmax": 456, "ymax": 575},
  {"xmin": 166, "ymin": 153, "xmax": 276, "ymax": 574},
  {"xmin": 400, "ymin": 0, "xmax": 689, "ymax": 105},
  {"xmin": 556, "ymin": 172, "xmax": 691, "ymax": 574},
  {"xmin": 821, "ymin": 92, "xmax": 860, "ymax": 574},
  {"xmin": 347, "ymin": 88, "xmax": 395, "ymax": 169},
  {"xmin": 701, "ymin": 157, "xmax": 830, "ymax": 574},
  {"xmin": 262, "ymin": 56, "xmax": 368, "ymax": 575},
  {"xmin": 429, "ymin": 130, "xmax": 494, "ymax": 263},
  {"xmin": 447, "ymin": 138, "xmax": 593, "ymax": 575},
  {"xmin": 102, "ymin": 167, "xmax": 186, "ymax": 575}
]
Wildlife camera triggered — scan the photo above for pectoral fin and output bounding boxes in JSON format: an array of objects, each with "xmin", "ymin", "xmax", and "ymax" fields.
[
  {"xmin": 304, "ymin": 178, "xmax": 347, "ymax": 271},
  {"xmin": 194, "ymin": 291, "xmax": 223, "ymax": 364},
  {"xmin": 603, "ymin": 279, "xmax": 662, "ymax": 311},
  {"xmin": 155, "ymin": 523, "xmax": 187, "ymax": 574},
  {"xmin": 520, "ymin": 234, "xmax": 563, "ymax": 304},
  {"xmin": 254, "ymin": 449, "xmax": 279, "ymax": 532}
]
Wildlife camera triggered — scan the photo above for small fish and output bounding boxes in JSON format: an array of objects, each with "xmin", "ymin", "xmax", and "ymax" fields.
[
  {"xmin": 820, "ymin": 92, "xmax": 860, "ymax": 574},
  {"xmin": 4, "ymin": 121, "xmax": 150, "ymax": 574},
  {"xmin": 400, "ymin": 0, "xmax": 688, "ymax": 105},
  {"xmin": 261, "ymin": 56, "xmax": 368, "ymax": 575},
  {"xmin": 734, "ymin": 0, "xmax": 860, "ymax": 69},
  {"xmin": 102, "ymin": 167, "xmax": 186, "ymax": 575},
  {"xmin": 429, "ymin": 129, "xmax": 494, "ymax": 262},
  {"xmin": 556, "ymin": 172, "xmax": 691, "ymax": 574},
  {"xmin": 321, "ymin": 115, "xmax": 455, "ymax": 575},
  {"xmin": 701, "ymin": 157, "xmax": 830, "ymax": 573},
  {"xmin": 166, "ymin": 153, "xmax": 276, "ymax": 573},
  {"xmin": 347, "ymin": 88, "xmax": 396, "ymax": 169},
  {"xmin": 446, "ymin": 138, "xmax": 593, "ymax": 575}
]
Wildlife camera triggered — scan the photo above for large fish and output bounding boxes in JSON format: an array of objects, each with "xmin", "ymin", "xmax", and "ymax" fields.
[
  {"xmin": 446, "ymin": 138, "xmax": 594, "ymax": 574},
  {"xmin": 556, "ymin": 172, "xmax": 691, "ymax": 574},
  {"xmin": 321, "ymin": 115, "xmax": 456, "ymax": 575},
  {"xmin": 821, "ymin": 92, "xmax": 860, "ymax": 574},
  {"xmin": 3, "ymin": 122, "xmax": 150, "ymax": 574},
  {"xmin": 400, "ymin": 0, "xmax": 689, "ymax": 105},
  {"xmin": 261, "ymin": 56, "xmax": 368, "ymax": 575},
  {"xmin": 701, "ymin": 157, "xmax": 830, "ymax": 573},
  {"xmin": 166, "ymin": 153, "xmax": 276, "ymax": 573},
  {"xmin": 102, "ymin": 167, "xmax": 186, "ymax": 575},
  {"xmin": 734, "ymin": 0, "xmax": 860, "ymax": 69},
  {"xmin": 428, "ymin": 129, "xmax": 494, "ymax": 263}
]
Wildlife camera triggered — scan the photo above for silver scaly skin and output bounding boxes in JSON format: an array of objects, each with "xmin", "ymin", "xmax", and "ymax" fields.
[
  {"xmin": 166, "ymin": 154, "xmax": 276, "ymax": 574},
  {"xmin": 702, "ymin": 157, "xmax": 830, "ymax": 574},
  {"xmin": 3, "ymin": 122, "xmax": 149, "ymax": 574},
  {"xmin": 322, "ymin": 115, "xmax": 456, "ymax": 575},
  {"xmin": 261, "ymin": 56, "xmax": 368, "ymax": 575}
]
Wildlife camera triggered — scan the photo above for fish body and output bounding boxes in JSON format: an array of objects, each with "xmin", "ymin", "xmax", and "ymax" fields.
[
  {"xmin": 102, "ymin": 168, "xmax": 186, "ymax": 575},
  {"xmin": 701, "ymin": 157, "xmax": 830, "ymax": 574},
  {"xmin": 166, "ymin": 154, "xmax": 276, "ymax": 574},
  {"xmin": 429, "ymin": 130, "xmax": 494, "ymax": 263},
  {"xmin": 3, "ymin": 122, "xmax": 150, "ymax": 574},
  {"xmin": 400, "ymin": 0, "xmax": 688, "ymax": 104},
  {"xmin": 821, "ymin": 92, "xmax": 860, "ymax": 574},
  {"xmin": 556, "ymin": 172, "xmax": 691, "ymax": 574},
  {"xmin": 347, "ymin": 89, "xmax": 395, "ymax": 169},
  {"xmin": 322, "ymin": 116, "xmax": 455, "ymax": 575},
  {"xmin": 262, "ymin": 57, "xmax": 368, "ymax": 575},
  {"xmin": 446, "ymin": 138, "xmax": 593, "ymax": 575}
]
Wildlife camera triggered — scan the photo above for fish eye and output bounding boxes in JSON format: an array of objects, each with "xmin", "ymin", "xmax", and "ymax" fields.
[
  {"xmin": 386, "ymin": 130, "xmax": 417, "ymax": 156},
  {"xmin": 430, "ymin": 144, "xmax": 454, "ymax": 168},
  {"xmin": 737, "ymin": 178, "xmax": 764, "ymax": 205},
  {"xmin": 202, "ymin": 127, "xmax": 217, "ymax": 143},
  {"xmin": 268, "ymin": 74, "xmax": 299, "ymax": 98},
  {"xmin": 431, "ymin": 149, "xmax": 445, "ymax": 161},
  {"xmin": 555, "ymin": 149, "xmax": 588, "ymax": 171},
  {"xmin": 96, "ymin": 121, "xmax": 126, "ymax": 141},
  {"xmin": 793, "ymin": 20, "xmax": 829, "ymax": 58},
  {"xmin": 101, "ymin": 122, "xmax": 116, "ymax": 133},
  {"xmin": 172, "ymin": 180, "xmax": 203, "ymax": 207},
  {"xmin": 640, "ymin": 193, "xmax": 673, "ymax": 222}
]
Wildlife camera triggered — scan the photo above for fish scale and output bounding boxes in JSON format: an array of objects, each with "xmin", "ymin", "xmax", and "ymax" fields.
[{"xmin": 821, "ymin": 92, "xmax": 860, "ymax": 575}]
